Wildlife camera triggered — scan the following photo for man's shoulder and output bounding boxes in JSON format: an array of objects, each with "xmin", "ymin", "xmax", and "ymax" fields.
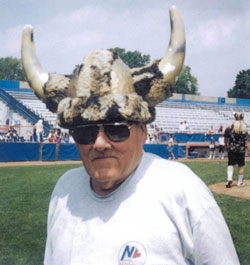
[
  {"xmin": 141, "ymin": 153, "xmax": 215, "ymax": 209},
  {"xmin": 142, "ymin": 152, "xmax": 194, "ymax": 181},
  {"xmin": 53, "ymin": 166, "xmax": 86, "ymax": 193}
]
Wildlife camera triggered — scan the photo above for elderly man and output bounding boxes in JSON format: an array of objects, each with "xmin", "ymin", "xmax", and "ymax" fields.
[{"xmin": 22, "ymin": 6, "xmax": 239, "ymax": 265}]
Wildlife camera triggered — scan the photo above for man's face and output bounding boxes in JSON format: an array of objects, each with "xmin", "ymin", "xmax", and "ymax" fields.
[{"xmin": 76, "ymin": 122, "xmax": 147, "ymax": 195}]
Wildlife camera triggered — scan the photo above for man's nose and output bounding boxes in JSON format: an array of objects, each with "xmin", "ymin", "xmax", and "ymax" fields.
[{"xmin": 93, "ymin": 127, "xmax": 112, "ymax": 151}]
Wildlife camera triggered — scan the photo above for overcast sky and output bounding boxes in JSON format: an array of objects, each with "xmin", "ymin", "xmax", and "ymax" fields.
[{"xmin": 0, "ymin": 0, "xmax": 250, "ymax": 97}]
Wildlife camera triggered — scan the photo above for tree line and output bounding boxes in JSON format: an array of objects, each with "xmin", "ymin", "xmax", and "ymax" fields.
[{"xmin": 0, "ymin": 49, "xmax": 249, "ymax": 98}]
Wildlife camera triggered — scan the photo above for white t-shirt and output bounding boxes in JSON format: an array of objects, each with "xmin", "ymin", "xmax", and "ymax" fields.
[
  {"xmin": 179, "ymin": 123, "xmax": 186, "ymax": 131},
  {"xmin": 218, "ymin": 136, "xmax": 225, "ymax": 146},
  {"xmin": 44, "ymin": 152, "xmax": 239, "ymax": 265},
  {"xmin": 168, "ymin": 137, "xmax": 174, "ymax": 147},
  {"xmin": 35, "ymin": 119, "xmax": 44, "ymax": 134}
]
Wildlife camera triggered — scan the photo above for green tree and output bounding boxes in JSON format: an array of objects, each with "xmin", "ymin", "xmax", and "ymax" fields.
[
  {"xmin": 109, "ymin": 47, "xmax": 150, "ymax": 68},
  {"xmin": 174, "ymin": 65, "xmax": 199, "ymax": 95},
  {"xmin": 227, "ymin": 69, "xmax": 250, "ymax": 98},
  {"xmin": 0, "ymin": 57, "xmax": 26, "ymax": 81}
]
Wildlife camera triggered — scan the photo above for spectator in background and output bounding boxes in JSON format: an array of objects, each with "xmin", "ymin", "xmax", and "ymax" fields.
[
  {"xmin": 218, "ymin": 134, "xmax": 225, "ymax": 159},
  {"xmin": 0, "ymin": 132, "xmax": 7, "ymax": 142},
  {"xmin": 32, "ymin": 126, "xmax": 37, "ymax": 142},
  {"xmin": 35, "ymin": 119, "xmax": 44, "ymax": 142},
  {"xmin": 68, "ymin": 134, "xmax": 75, "ymax": 144},
  {"xmin": 208, "ymin": 136, "xmax": 216, "ymax": 159},
  {"xmin": 48, "ymin": 130, "xmax": 56, "ymax": 143},
  {"xmin": 55, "ymin": 128, "xmax": 62, "ymax": 143},
  {"xmin": 218, "ymin": 125, "xmax": 223, "ymax": 134},
  {"xmin": 151, "ymin": 130, "xmax": 159, "ymax": 144},
  {"xmin": 151, "ymin": 134, "xmax": 159, "ymax": 144},
  {"xmin": 7, "ymin": 126, "xmax": 17, "ymax": 142},
  {"xmin": 26, "ymin": 130, "xmax": 33, "ymax": 142},
  {"xmin": 183, "ymin": 120, "xmax": 189, "ymax": 132},
  {"xmin": 179, "ymin": 121, "xmax": 186, "ymax": 132},
  {"xmin": 62, "ymin": 132, "xmax": 70, "ymax": 144},
  {"xmin": 167, "ymin": 135, "xmax": 176, "ymax": 160},
  {"xmin": 224, "ymin": 112, "xmax": 250, "ymax": 188},
  {"xmin": 145, "ymin": 133, "xmax": 151, "ymax": 144},
  {"xmin": 208, "ymin": 125, "xmax": 215, "ymax": 134}
]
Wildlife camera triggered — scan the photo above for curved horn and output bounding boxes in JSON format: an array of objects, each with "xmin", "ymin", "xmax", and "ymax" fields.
[
  {"xmin": 158, "ymin": 5, "xmax": 185, "ymax": 85},
  {"xmin": 131, "ymin": 6, "xmax": 185, "ymax": 107},
  {"xmin": 21, "ymin": 25, "xmax": 48, "ymax": 99}
]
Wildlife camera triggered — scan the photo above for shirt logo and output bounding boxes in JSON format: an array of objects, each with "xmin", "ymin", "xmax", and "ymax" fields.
[{"xmin": 118, "ymin": 241, "xmax": 147, "ymax": 265}]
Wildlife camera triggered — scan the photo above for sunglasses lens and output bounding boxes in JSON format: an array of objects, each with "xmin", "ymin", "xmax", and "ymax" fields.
[
  {"xmin": 104, "ymin": 124, "xmax": 130, "ymax": 142},
  {"xmin": 70, "ymin": 123, "xmax": 131, "ymax": 145},
  {"xmin": 70, "ymin": 126, "xmax": 99, "ymax": 145}
]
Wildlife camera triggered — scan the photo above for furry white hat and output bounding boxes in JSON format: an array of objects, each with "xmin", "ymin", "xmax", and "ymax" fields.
[{"xmin": 21, "ymin": 6, "xmax": 185, "ymax": 129}]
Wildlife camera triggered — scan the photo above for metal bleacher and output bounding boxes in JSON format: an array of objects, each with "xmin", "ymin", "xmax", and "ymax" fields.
[
  {"xmin": 11, "ymin": 89, "xmax": 249, "ymax": 135},
  {"xmin": 147, "ymin": 100, "xmax": 250, "ymax": 135},
  {"xmin": 5, "ymin": 89, "xmax": 57, "ymax": 127},
  {"xmin": 2, "ymin": 80, "xmax": 250, "ymax": 138},
  {"xmin": 6, "ymin": 90, "xmax": 250, "ymax": 135}
]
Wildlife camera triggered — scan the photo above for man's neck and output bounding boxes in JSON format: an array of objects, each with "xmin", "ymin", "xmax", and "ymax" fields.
[{"xmin": 91, "ymin": 176, "xmax": 128, "ymax": 196}]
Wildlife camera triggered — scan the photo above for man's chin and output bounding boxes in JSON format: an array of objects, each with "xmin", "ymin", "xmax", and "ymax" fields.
[
  {"xmin": 90, "ymin": 170, "xmax": 124, "ymax": 194},
  {"xmin": 92, "ymin": 169, "xmax": 118, "ymax": 182}
]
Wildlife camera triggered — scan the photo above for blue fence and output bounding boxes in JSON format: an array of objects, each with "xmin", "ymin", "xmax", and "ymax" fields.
[
  {"xmin": 159, "ymin": 133, "xmax": 222, "ymax": 142},
  {"xmin": 0, "ymin": 143, "xmax": 40, "ymax": 161},
  {"xmin": 0, "ymin": 143, "xmax": 182, "ymax": 162}
]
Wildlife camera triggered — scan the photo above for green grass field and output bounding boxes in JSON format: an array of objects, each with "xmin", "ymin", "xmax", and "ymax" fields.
[{"xmin": 0, "ymin": 161, "xmax": 249, "ymax": 265}]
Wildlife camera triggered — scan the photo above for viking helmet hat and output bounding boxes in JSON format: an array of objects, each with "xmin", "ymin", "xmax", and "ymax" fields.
[{"xmin": 21, "ymin": 6, "xmax": 185, "ymax": 129}]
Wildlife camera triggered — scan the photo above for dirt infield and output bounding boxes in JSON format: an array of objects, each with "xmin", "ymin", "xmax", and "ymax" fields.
[{"xmin": 209, "ymin": 180, "xmax": 250, "ymax": 200}]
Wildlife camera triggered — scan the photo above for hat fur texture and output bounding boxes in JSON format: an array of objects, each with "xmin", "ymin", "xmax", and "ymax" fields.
[{"xmin": 46, "ymin": 50, "xmax": 159, "ymax": 128}]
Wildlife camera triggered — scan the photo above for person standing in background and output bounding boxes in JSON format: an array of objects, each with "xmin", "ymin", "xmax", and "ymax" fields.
[
  {"xmin": 35, "ymin": 119, "xmax": 44, "ymax": 142},
  {"xmin": 208, "ymin": 136, "xmax": 216, "ymax": 159},
  {"xmin": 167, "ymin": 135, "xmax": 176, "ymax": 160},
  {"xmin": 218, "ymin": 134, "xmax": 225, "ymax": 159},
  {"xmin": 224, "ymin": 113, "xmax": 250, "ymax": 188}
]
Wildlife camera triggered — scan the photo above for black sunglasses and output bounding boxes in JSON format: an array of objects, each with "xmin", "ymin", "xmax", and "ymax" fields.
[{"xmin": 70, "ymin": 122, "xmax": 134, "ymax": 145}]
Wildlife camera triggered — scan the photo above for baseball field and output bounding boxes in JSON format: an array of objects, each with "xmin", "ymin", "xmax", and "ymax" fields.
[{"xmin": 0, "ymin": 159, "xmax": 249, "ymax": 265}]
